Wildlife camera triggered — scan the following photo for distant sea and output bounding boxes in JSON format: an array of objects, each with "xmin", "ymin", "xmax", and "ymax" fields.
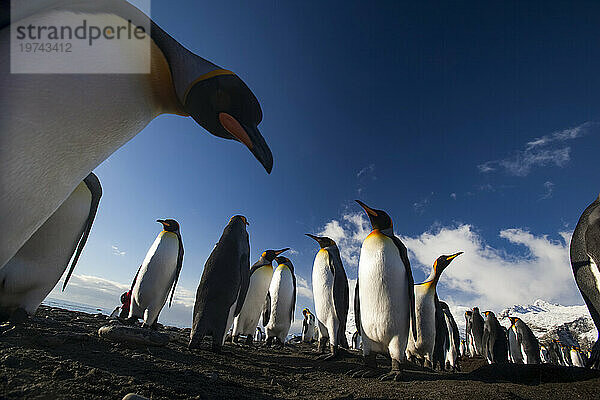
[{"xmin": 43, "ymin": 297, "xmax": 106, "ymax": 315}]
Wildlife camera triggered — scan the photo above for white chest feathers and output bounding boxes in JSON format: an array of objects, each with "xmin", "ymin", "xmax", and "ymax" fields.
[{"xmin": 312, "ymin": 249, "xmax": 337, "ymax": 325}]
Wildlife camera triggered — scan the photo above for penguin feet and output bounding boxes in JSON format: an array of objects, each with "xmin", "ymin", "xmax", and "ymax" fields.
[
  {"xmin": 245, "ymin": 335, "xmax": 254, "ymax": 346},
  {"xmin": 317, "ymin": 345, "xmax": 340, "ymax": 361},
  {"xmin": 378, "ymin": 370, "xmax": 403, "ymax": 382}
]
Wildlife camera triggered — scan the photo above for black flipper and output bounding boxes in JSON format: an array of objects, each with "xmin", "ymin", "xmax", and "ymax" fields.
[
  {"xmin": 130, "ymin": 264, "xmax": 142, "ymax": 292},
  {"xmin": 167, "ymin": 231, "xmax": 184, "ymax": 307},
  {"xmin": 262, "ymin": 292, "xmax": 271, "ymax": 327},
  {"xmin": 234, "ymin": 249, "xmax": 251, "ymax": 316},
  {"xmin": 62, "ymin": 172, "xmax": 102, "ymax": 290},
  {"xmin": 290, "ymin": 270, "xmax": 297, "ymax": 322},
  {"xmin": 328, "ymin": 246, "xmax": 349, "ymax": 348},
  {"xmin": 391, "ymin": 235, "xmax": 417, "ymax": 339},
  {"xmin": 354, "ymin": 276, "xmax": 361, "ymax": 335}
]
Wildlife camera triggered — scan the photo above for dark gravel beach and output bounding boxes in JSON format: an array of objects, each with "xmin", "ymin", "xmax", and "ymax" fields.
[{"xmin": 1, "ymin": 306, "xmax": 599, "ymax": 400}]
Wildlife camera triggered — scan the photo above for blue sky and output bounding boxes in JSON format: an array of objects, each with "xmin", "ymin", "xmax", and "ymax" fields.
[{"xmin": 50, "ymin": 1, "xmax": 600, "ymax": 331}]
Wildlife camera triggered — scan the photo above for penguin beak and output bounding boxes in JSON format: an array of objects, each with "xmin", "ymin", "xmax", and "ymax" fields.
[
  {"xmin": 156, "ymin": 219, "xmax": 167, "ymax": 227},
  {"xmin": 446, "ymin": 252, "xmax": 463, "ymax": 262},
  {"xmin": 274, "ymin": 248, "xmax": 289, "ymax": 256},
  {"xmin": 355, "ymin": 200, "xmax": 378, "ymax": 217},
  {"xmin": 305, "ymin": 233, "xmax": 323, "ymax": 245},
  {"xmin": 218, "ymin": 113, "xmax": 273, "ymax": 174}
]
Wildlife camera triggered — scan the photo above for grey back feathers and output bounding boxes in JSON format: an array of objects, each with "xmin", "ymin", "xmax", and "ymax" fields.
[
  {"xmin": 512, "ymin": 318, "xmax": 541, "ymax": 364},
  {"xmin": 324, "ymin": 244, "xmax": 350, "ymax": 348},
  {"xmin": 482, "ymin": 311, "xmax": 508, "ymax": 364},
  {"xmin": 570, "ymin": 195, "xmax": 600, "ymax": 368},
  {"xmin": 471, "ymin": 307, "xmax": 485, "ymax": 355},
  {"xmin": 189, "ymin": 216, "xmax": 250, "ymax": 351},
  {"xmin": 62, "ymin": 172, "xmax": 102, "ymax": 290}
]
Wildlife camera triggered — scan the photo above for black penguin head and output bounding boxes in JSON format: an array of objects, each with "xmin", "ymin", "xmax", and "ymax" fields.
[
  {"xmin": 157, "ymin": 219, "xmax": 180, "ymax": 232},
  {"xmin": 483, "ymin": 311, "xmax": 495, "ymax": 319},
  {"xmin": 305, "ymin": 234, "xmax": 336, "ymax": 249},
  {"xmin": 229, "ymin": 215, "xmax": 249, "ymax": 227},
  {"xmin": 183, "ymin": 73, "xmax": 272, "ymax": 173},
  {"xmin": 355, "ymin": 200, "xmax": 393, "ymax": 232},
  {"xmin": 302, "ymin": 308, "xmax": 311, "ymax": 317},
  {"xmin": 261, "ymin": 248, "xmax": 290, "ymax": 262},
  {"xmin": 509, "ymin": 316, "xmax": 519, "ymax": 325},
  {"xmin": 465, "ymin": 310, "xmax": 472, "ymax": 317},
  {"xmin": 274, "ymin": 256, "xmax": 294, "ymax": 272},
  {"xmin": 433, "ymin": 252, "xmax": 463, "ymax": 273}
]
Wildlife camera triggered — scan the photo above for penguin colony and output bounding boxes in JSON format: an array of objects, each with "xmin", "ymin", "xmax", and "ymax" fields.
[{"xmin": 0, "ymin": 0, "xmax": 598, "ymax": 384}]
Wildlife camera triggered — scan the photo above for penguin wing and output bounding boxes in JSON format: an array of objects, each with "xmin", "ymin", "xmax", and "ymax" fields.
[
  {"xmin": 167, "ymin": 231, "xmax": 184, "ymax": 307},
  {"xmin": 585, "ymin": 203, "xmax": 600, "ymax": 271},
  {"xmin": 62, "ymin": 172, "xmax": 102, "ymax": 290},
  {"xmin": 262, "ymin": 292, "xmax": 271, "ymax": 326},
  {"xmin": 328, "ymin": 248, "xmax": 349, "ymax": 343},
  {"xmin": 391, "ymin": 236, "xmax": 417, "ymax": 339},
  {"xmin": 354, "ymin": 276, "xmax": 361, "ymax": 335},
  {"xmin": 234, "ymin": 250, "xmax": 251, "ymax": 316},
  {"xmin": 130, "ymin": 264, "xmax": 142, "ymax": 292},
  {"xmin": 290, "ymin": 271, "xmax": 297, "ymax": 322}
]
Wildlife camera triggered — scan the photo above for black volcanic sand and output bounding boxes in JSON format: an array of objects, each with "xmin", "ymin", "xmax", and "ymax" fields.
[{"xmin": 1, "ymin": 306, "xmax": 600, "ymax": 399}]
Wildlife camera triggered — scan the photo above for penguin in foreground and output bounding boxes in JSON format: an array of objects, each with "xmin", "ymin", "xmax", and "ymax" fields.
[
  {"xmin": 301, "ymin": 308, "xmax": 316, "ymax": 343},
  {"xmin": 471, "ymin": 307, "xmax": 485, "ymax": 356},
  {"xmin": 351, "ymin": 200, "xmax": 416, "ymax": 381},
  {"xmin": 482, "ymin": 311, "xmax": 508, "ymax": 364},
  {"xmin": 128, "ymin": 219, "xmax": 184, "ymax": 327},
  {"xmin": 232, "ymin": 248, "xmax": 289, "ymax": 344},
  {"xmin": 405, "ymin": 252, "xmax": 462, "ymax": 368},
  {"xmin": 189, "ymin": 216, "xmax": 250, "ymax": 353},
  {"xmin": 0, "ymin": 173, "xmax": 101, "ymax": 321},
  {"xmin": 440, "ymin": 302, "xmax": 461, "ymax": 371},
  {"xmin": 265, "ymin": 256, "xmax": 296, "ymax": 346},
  {"xmin": 508, "ymin": 317, "xmax": 540, "ymax": 364},
  {"xmin": 306, "ymin": 234, "xmax": 350, "ymax": 359},
  {"xmin": 0, "ymin": 0, "xmax": 273, "ymax": 270},
  {"xmin": 570, "ymin": 194, "xmax": 600, "ymax": 369}
]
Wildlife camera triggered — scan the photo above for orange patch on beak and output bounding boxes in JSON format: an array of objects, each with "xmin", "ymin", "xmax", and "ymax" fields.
[{"xmin": 219, "ymin": 112, "xmax": 253, "ymax": 150}]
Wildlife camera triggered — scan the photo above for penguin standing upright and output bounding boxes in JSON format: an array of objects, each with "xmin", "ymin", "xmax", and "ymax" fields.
[
  {"xmin": 0, "ymin": 173, "xmax": 101, "ymax": 321},
  {"xmin": 1, "ymin": 1, "xmax": 273, "ymax": 270},
  {"xmin": 232, "ymin": 248, "xmax": 289, "ymax": 344},
  {"xmin": 571, "ymin": 346, "xmax": 586, "ymax": 367},
  {"xmin": 570, "ymin": 194, "xmax": 600, "ymax": 369},
  {"xmin": 265, "ymin": 256, "xmax": 296, "ymax": 346},
  {"xmin": 460, "ymin": 339, "xmax": 466, "ymax": 357},
  {"xmin": 406, "ymin": 252, "xmax": 462, "ymax": 368},
  {"xmin": 465, "ymin": 311, "xmax": 475, "ymax": 356},
  {"xmin": 471, "ymin": 307, "xmax": 485, "ymax": 356},
  {"xmin": 301, "ymin": 308, "xmax": 316, "ymax": 343},
  {"xmin": 508, "ymin": 317, "xmax": 540, "ymax": 364},
  {"xmin": 351, "ymin": 200, "xmax": 416, "ymax": 381},
  {"xmin": 482, "ymin": 311, "xmax": 508, "ymax": 364},
  {"xmin": 129, "ymin": 219, "xmax": 184, "ymax": 327},
  {"xmin": 306, "ymin": 234, "xmax": 350, "ymax": 360},
  {"xmin": 548, "ymin": 339, "xmax": 564, "ymax": 365},
  {"xmin": 189, "ymin": 216, "xmax": 250, "ymax": 352},
  {"xmin": 440, "ymin": 302, "xmax": 461, "ymax": 371},
  {"xmin": 540, "ymin": 344, "xmax": 550, "ymax": 363}
]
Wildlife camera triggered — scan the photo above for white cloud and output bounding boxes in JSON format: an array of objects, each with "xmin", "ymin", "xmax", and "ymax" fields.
[
  {"xmin": 287, "ymin": 248, "xmax": 299, "ymax": 255},
  {"xmin": 295, "ymin": 274, "xmax": 313, "ymax": 300},
  {"xmin": 478, "ymin": 121, "xmax": 597, "ymax": 176},
  {"xmin": 111, "ymin": 245, "xmax": 126, "ymax": 256},
  {"xmin": 450, "ymin": 193, "xmax": 457, "ymax": 200},
  {"xmin": 356, "ymin": 164, "xmax": 375, "ymax": 179}
]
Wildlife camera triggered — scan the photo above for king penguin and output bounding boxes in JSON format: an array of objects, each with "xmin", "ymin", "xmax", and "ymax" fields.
[
  {"xmin": 306, "ymin": 234, "xmax": 350, "ymax": 360},
  {"xmin": 508, "ymin": 317, "xmax": 540, "ymax": 364},
  {"xmin": 0, "ymin": 0, "xmax": 273, "ymax": 270},
  {"xmin": 189, "ymin": 216, "xmax": 250, "ymax": 353},
  {"xmin": 471, "ymin": 307, "xmax": 485, "ymax": 356},
  {"xmin": 482, "ymin": 311, "xmax": 508, "ymax": 364},
  {"xmin": 570, "ymin": 194, "xmax": 600, "ymax": 369},
  {"xmin": 0, "ymin": 173, "xmax": 101, "ymax": 321},
  {"xmin": 440, "ymin": 302, "xmax": 461, "ymax": 371},
  {"xmin": 351, "ymin": 200, "xmax": 416, "ymax": 381},
  {"xmin": 302, "ymin": 308, "xmax": 316, "ymax": 343},
  {"xmin": 465, "ymin": 310, "xmax": 475, "ymax": 357},
  {"xmin": 232, "ymin": 248, "xmax": 289, "ymax": 344},
  {"xmin": 129, "ymin": 219, "xmax": 184, "ymax": 327},
  {"xmin": 265, "ymin": 256, "xmax": 296, "ymax": 346},
  {"xmin": 405, "ymin": 252, "xmax": 462, "ymax": 368}
]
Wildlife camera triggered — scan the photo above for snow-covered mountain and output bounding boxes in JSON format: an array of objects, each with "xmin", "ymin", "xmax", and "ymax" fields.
[{"xmin": 497, "ymin": 299, "xmax": 598, "ymax": 350}]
